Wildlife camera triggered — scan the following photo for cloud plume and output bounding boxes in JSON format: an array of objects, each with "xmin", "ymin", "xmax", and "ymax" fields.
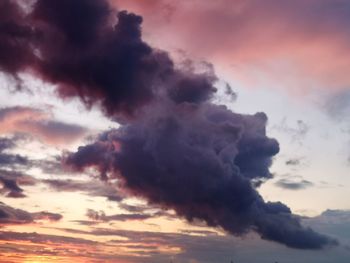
[{"xmin": 0, "ymin": 0, "xmax": 337, "ymax": 249}]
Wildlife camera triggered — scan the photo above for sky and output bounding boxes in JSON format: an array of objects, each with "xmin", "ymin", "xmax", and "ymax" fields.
[{"xmin": 0, "ymin": 0, "xmax": 350, "ymax": 262}]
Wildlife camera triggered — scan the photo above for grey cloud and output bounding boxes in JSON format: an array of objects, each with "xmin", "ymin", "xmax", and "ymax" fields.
[
  {"xmin": 275, "ymin": 178, "xmax": 314, "ymax": 190},
  {"xmin": 0, "ymin": 106, "xmax": 88, "ymax": 145},
  {"xmin": 273, "ymin": 118, "xmax": 309, "ymax": 144},
  {"xmin": 0, "ymin": 169, "xmax": 37, "ymax": 198},
  {"xmin": 0, "ymin": 202, "xmax": 62, "ymax": 225},
  {"xmin": 86, "ymin": 208, "xmax": 164, "ymax": 222},
  {"xmin": 42, "ymin": 179, "xmax": 123, "ymax": 202}
]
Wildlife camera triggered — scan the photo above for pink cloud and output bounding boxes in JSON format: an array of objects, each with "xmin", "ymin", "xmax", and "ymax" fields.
[
  {"xmin": 0, "ymin": 106, "xmax": 87, "ymax": 145},
  {"xmin": 112, "ymin": 0, "xmax": 350, "ymax": 93}
]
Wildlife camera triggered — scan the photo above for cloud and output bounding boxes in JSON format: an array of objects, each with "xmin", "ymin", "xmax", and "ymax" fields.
[
  {"xmin": 0, "ymin": 176, "xmax": 25, "ymax": 198},
  {"xmin": 57, "ymin": 225, "xmax": 347, "ymax": 263},
  {"xmin": 0, "ymin": 137, "xmax": 16, "ymax": 151},
  {"xmin": 114, "ymin": 0, "xmax": 350, "ymax": 93},
  {"xmin": 0, "ymin": 152, "xmax": 28, "ymax": 166},
  {"xmin": 272, "ymin": 118, "xmax": 309, "ymax": 144},
  {"xmin": 0, "ymin": 0, "xmax": 217, "ymax": 118},
  {"xmin": 0, "ymin": 106, "xmax": 87, "ymax": 145},
  {"xmin": 0, "ymin": 231, "xmax": 106, "ymax": 262},
  {"xmin": 0, "ymin": 106, "xmax": 88, "ymax": 145},
  {"xmin": 324, "ymin": 90, "xmax": 350, "ymax": 122},
  {"xmin": 275, "ymin": 178, "xmax": 314, "ymax": 191},
  {"xmin": 86, "ymin": 208, "xmax": 163, "ymax": 222},
  {"xmin": 0, "ymin": 0, "xmax": 336, "ymax": 249},
  {"xmin": 42, "ymin": 179, "xmax": 123, "ymax": 202},
  {"xmin": 32, "ymin": 211, "xmax": 63, "ymax": 221},
  {"xmin": 0, "ymin": 0, "xmax": 35, "ymax": 74},
  {"xmin": 286, "ymin": 159, "xmax": 300, "ymax": 166},
  {"xmin": 285, "ymin": 157, "xmax": 308, "ymax": 167},
  {"xmin": 0, "ymin": 230, "xmax": 95, "ymax": 245},
  {"xmin": 0, "ymin": 209, "xmax": 348, "ymax": 263},
  {"xmin": 0, "ymin": 202, "xmax": 62, "ymax": 225},
  {"xmin": 0, "ymin": 136, "xmax": 28, "ymax": 169},
  {"xmin": 0, "ymin": 137, "xmax": 36, "ymax": 198},
  {"xmin": 66, "ymin": 109, "xmax": 334, "ymax": 249}
]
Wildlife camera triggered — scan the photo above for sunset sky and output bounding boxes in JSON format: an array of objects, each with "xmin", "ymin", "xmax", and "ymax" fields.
[{"xmin": 0, "ymin": 0, "xmax": 350, "ymax": 262}]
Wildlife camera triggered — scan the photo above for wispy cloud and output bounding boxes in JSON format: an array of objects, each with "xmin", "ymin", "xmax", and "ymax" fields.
[
  {"xmin": 0, "ymin": 106, "xmax": 88, "ymax": 145},
  {"xmin": 275, "ymin": 177, "xmax": 314, "ymax": 191},
  {"xmin": 0, "ymin": 202, "xmax": 62, "ymax": 225}
]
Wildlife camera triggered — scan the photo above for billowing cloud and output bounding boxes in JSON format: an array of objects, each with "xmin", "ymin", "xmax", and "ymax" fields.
[
  {"xmin": 0, "ymin": 106, "xmax": 87, "ymax": 145},
  {"xmin": 0, "ymin": 0, "xmax": 217, "ymax": 118},
  {"xmin": 66, "ymin": 110, "xmax": 334, "ymax": 249},
  {"xmin": 0, "ymin": 0, "xmax": 337, "ymax": 250}
]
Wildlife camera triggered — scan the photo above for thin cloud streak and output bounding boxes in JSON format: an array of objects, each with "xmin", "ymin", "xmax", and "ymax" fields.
[{"xmin": 0, "ymin": 106, "xmax": 88, "ymax": 145}]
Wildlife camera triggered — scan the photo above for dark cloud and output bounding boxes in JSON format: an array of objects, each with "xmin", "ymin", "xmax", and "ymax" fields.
[
  {"xmin": 0, "ymin": 202, "xmax": 32, "ymax": 224},
  {"xmin": 0, "ymin": 202, "xmax": 62, "ymax": 225},
  {"xmin": 0, "ymin": 0, "xmax": 217, "ymax": 118},
  {"xmin": 32, "ymin": 211, "xmax": 63, "ymax": 221},
  {"xmin": 284, "ymin": 157, "xmax": 309, "ymax": 170},
  {"xmin": 0, "ymin": 152, "xmax": 28, "ymax": 166},
  {"xmin": 66, "ymin": 106, "xmax": 335, "ymax": 249},
  {"xmin": 0, "ymin": 0, "xmax": 336, "ymax": 250},
  {"xmin": 0, "ymin": 169, "xmax": 36, "ymax": 198},
  {"xmin": 0, "ymin": 176, "xmax": 25, "ymax": 198},
  {"xmin": 275, "ymin": 176, "xmax": 314, "ymax": 191},
  {"xmin": 0, "ymin": 137, "xmax": 16, "ymax": 151},
  {"xmin": 286, "ymin": 158, "xmax": 301, "ymax": 166},
  {"xmin": 0, "ymin": 0, "xmax": 35, "ymax": 74},
  {"xmin": 0, "ymin": 136, "xmax": 28, "ymax": 169},
  {"xmin": 86, "ymin": 208, "xmax": 163, "ymax": 222},
  {"xmin": 0, "ymin": 137, "xmax": 36, "ymax": 198}
]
